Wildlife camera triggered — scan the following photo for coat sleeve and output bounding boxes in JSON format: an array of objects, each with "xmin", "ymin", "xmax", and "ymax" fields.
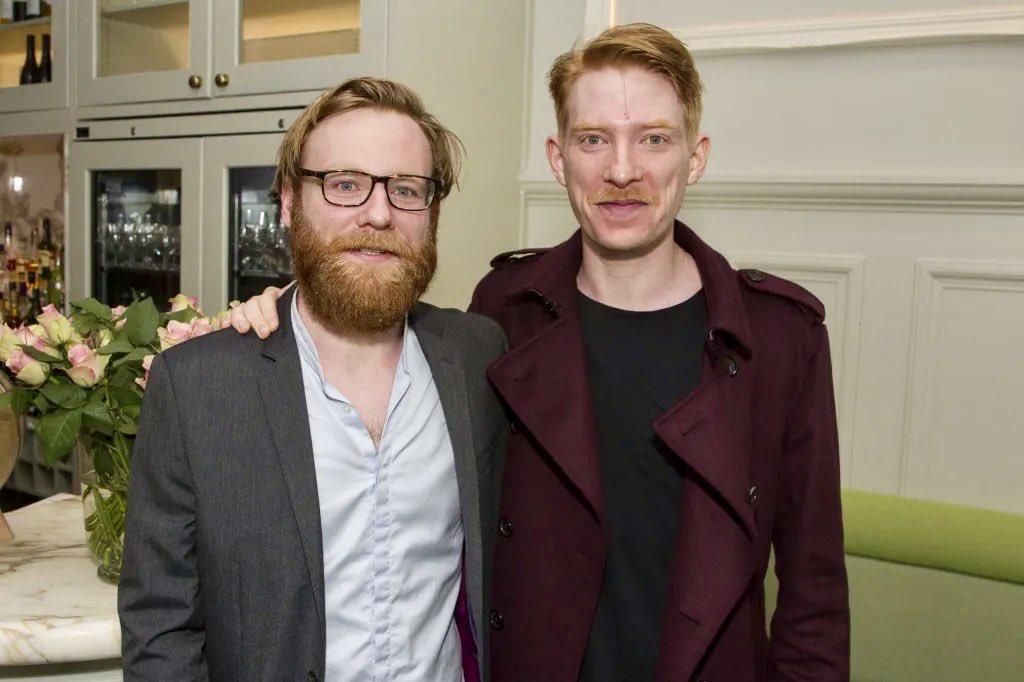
[
  {"xmin": 118, "ymin": 353, "xmax": 210, "ymax": 681},
  {"xmin": 768, "ymin": 323, "xmax": 851, "ymax": 681}
]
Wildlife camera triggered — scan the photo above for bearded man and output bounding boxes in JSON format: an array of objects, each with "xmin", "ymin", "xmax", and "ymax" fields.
[{"xmin": 119, "ymin": 77, "xmax": 507, "ymax": 682}]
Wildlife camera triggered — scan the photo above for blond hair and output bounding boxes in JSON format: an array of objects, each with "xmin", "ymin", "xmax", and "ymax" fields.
[
  {"xmin": 548, "ymin": 23, "xmax": 704, "ymax": 144},
  {"xmin": 274, "ymin": 77, "xmax": 463, "ymax": 200}
]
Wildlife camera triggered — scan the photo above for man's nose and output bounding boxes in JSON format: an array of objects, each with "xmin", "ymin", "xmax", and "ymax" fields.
[
  {"xmin": 603, "ymin": 143, "xmax": 642, "ymax": 187},
  {"xmin": 357, "ymin": 180, "xmax": 394, "ymax": 229}
]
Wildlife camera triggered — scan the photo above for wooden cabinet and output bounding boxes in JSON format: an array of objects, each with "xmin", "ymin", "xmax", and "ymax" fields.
[{"xmin": 0, "ymin": 0, "xmax": 70, "ymax": 112}]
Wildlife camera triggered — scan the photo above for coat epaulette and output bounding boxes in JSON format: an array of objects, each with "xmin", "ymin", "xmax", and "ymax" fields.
[
  {"xmin": 489, "ymin": 248, "xmax": 550, "ymax": 269},
  {"xmin": 738, "ymin": 268, "xmax": 825, "ymax": 323}
]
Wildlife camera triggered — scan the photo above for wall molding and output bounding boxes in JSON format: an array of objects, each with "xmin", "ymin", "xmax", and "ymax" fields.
[
  {"xmin": 901, "ymin": 259, "xmax": 1024, "ymax": 499},
  {"xmin": 521, "ymin": 176, "xmax": 1024, "ymax": 215},
  {"xmin": 668, "ymin": 6, "xmax": 1024, "ymax": 55},
  {"xmin": 725, "ymin": 252, "xmax": 866, "ymax": 487}
]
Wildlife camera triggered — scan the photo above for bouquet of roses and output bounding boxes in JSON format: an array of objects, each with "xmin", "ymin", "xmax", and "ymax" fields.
[{"xmin": 0, "ymin": 294, "xmax": 233, "ymax": 582}]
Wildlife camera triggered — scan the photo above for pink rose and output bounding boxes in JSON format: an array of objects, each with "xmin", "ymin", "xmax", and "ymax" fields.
[
  {"xmin": 63, "ymin": 343, "xmax": 110, "ymax": 388},
  {"xmin": 135, "ymin": 354, "xmax": 155, "ymax": 390},
  {"xmin": 6, "ymin": 348, "xmax": 48, "ymax": 386},
  {"xmin": 110, "ymin": 305, "xmax": 128, "ymax": 330},
  {"xmin": 37, "ymin": 304, "xmax": 75, "ymax": 345},
  {"xmin": 189, "ymin": 317, "xmax": 214, "ymax": 339},
  {"xmin": 157, "ymin": 320, "xmax": 192, "ymax": 350},
  {"xmin": 169, "ymin": 294, "xmax": 199, "ymax": 313},
  {"xmin": 0, "ymin": 324, "xmax": 19, "ymax": 362}
]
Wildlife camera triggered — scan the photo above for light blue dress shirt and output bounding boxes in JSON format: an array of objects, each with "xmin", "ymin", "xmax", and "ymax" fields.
[{"xmin": 291, "ymin": 297, "xmax": 464, "ymax": 682}]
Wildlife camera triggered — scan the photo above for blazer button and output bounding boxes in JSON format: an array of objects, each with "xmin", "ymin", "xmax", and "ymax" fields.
[
  {"xmin": 747, "ymin": 486, "xmax": 758, "ymax": 504},
  {"xmin": 744, "ymin": 268, "xmax": 766, "ymax": 283},
  {"xmin": 307, "ymin": 672, "xmax": 319, "ymax": 682},
  {"xmin": 489, "ymin": 609, "xmax": 504, "ymax": 630},
  {"xmin": 727, "ymin": 356, "xmax": 739, "ymax": 376},
  {"xmin": 499, "ymin": 517, "xmax": 513, "ymax": 537},
  {"xmin": 509, "ymin": 419, "xmax": 519, "ymax": 435}
]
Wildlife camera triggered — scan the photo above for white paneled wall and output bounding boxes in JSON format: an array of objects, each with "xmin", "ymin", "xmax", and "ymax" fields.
[{"xmin": 518, "ymin": 1, "xmax": 1024, "ymax": 513}]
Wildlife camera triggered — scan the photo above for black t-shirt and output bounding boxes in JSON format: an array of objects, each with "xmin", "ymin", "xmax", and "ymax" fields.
[{"xmin": 577, "ymin": 289, "xmax": 708, "ymax": 682}]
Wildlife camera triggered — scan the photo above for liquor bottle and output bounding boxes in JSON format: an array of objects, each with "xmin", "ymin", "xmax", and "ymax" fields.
[
  {"xmin": 0, "ymin": 244, "xmax": 7, "ymax": 314},
  {"xmin": 11, "ymin": 0, "xmax": 24, "ymax": 22},
  {"xmin": 3, "ymin": 222, "xmax": 15, "ymax": 267},
  {"xmin": 0, "ymin": 2, "xmax": 13, "ymax": 26},
  {"xmin": 41, "ymin": 0, "xmax": 49, "ymax": 17},
  {"xmin": 20, "ymin": 34, "xmax": 41, "ymax": 85},
  {"xmin": 27, "ymin": 222, "xmax": 38, "ymax": 264},
  {"xmin": 36, "ymin": 217, "xmax": 55, "ymax": 269},
  {"xmin": 39, "ymin": 33, "xmax": 51, "ymax": 83},
  {"xmin": 48, "ymin": 242, "xmax": 63, "ymax": 308},
  {"xmin": 25, "ymin": 0, "xmax": 39, "ymax": 19}
]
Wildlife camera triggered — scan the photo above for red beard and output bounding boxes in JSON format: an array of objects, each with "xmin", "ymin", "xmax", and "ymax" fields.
[{"xmin": 288, "ymin": 201, "xmax": 438, "ymax": 334}]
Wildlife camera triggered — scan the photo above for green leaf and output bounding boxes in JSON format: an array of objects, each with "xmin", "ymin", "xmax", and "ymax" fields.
[
  {"xmin": 0, "ymin": 392, "xmax": 10, "ymax": 408},
  {"xmin": 96, "ymin": 336, "xmax": 135, "ymax": 356},
  {"xmin": 10, "ymin": 388, "xmax": 33, "ymax": 415},
  {"xmin": 82, "ymin": 415, "xmax": 115, "ymax": 436},
  {"xmin": 117, "ymin": 420, "xmax": 138, "ymax": 435},
  {"xmin": 92, "ymin": 447, "xmax": 114, "ymax": 477},
  {"xmin": 80, "ymin": 398, "xmax": 113, "ymax": 426},
  {"xmin": 108, "ymin": 385, "xmax": 143, "ymax": 408},
  {"xmin": 163, "ymin": 307, "xmax": 202, "ymax": 324},
  {"xmin": 108, "ymin": 365, "xmax": 141, "ymax": 389},
  {"xmin": 112, "ymin": 347, "xmax": 151, "ymax": 369},
  {"xmin": 20, "ymin": 345, "xmax": 62, "ymax": 363},
  {"xmin": 41, "ymin": 383, "xmax": 88, "ymax": 409},
  {"xmin": 71, "ymin": 298, "xmax": 114, "ymax": 322},
  {"xmin": 38, "ymin": 408, "xmax": 82, "ymax": 463},
  {"xmin": 124, "ymin": 298, "xmax": 160, "ymax": 346}
]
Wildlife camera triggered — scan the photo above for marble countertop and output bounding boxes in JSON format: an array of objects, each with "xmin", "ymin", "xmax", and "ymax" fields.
[{"xmin": 0, "ymin": 494, "xmax": 120, "ymax": 665}]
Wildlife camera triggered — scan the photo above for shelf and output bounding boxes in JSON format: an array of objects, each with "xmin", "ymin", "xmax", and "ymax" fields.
[
  {"xmin": 100, "ymin": 266, "xmax": 180, "ymax": 275},
  {"xmin": 236, "ymin": 270, "xmax": 292, "ymax": 279},
  {"xmin": 0, "ymin": 18, "xmax": 50, "ymax": 33},
  {"xmin": 100, "ymin": 0, "xmax": 189, "ymax": 17}
]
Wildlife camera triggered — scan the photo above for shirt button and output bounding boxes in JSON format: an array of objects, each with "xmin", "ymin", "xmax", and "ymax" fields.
[
  {"xmin": 489, "ymin": 609, "xmax": 504, "ymax": 630},
  {"xmin": 342, "ymin": 405, "xmax": 352, "ymax": 414},
  {"xmin": 744, "ymin": 268, "xmax": 767, "ymax": 283},
  {"xmin": 747, "ymin": 486, "xmax": 758, "ymax": 504},
  {"xmin": 498, "ymin": 517, "xmax": 513, "ymax": 537}
]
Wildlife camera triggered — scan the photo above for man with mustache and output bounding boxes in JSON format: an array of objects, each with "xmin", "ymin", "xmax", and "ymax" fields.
[
  {"xmin": 119, "ymin": 77, "xmax": 506, "ymax": 682},
  {"xmin": 232, "ymin": 23, "xmax": 850, "ymax": 682}
]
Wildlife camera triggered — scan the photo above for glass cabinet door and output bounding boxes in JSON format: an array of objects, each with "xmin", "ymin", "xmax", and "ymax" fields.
[
  {"xmin": 210, "ymin": 0, "xmax": 384, "ymax": 98},
  {"xmin": 92, "ymin": 170, "xmax": 182, "ymax": 307},
  {"xmin": 200, "ymin": 133, "xmax": 285, "ymax": 312},
  {"xmin": 0, "ymin": 0, "xmax": 69, "ymax": 112},
  {"xmin": 76, "ymin": 0, "xmax": 211, "ymax": 105},
  {"xmin": 68, "ymin": 137, "xmax": 202, "ymax": 307}
]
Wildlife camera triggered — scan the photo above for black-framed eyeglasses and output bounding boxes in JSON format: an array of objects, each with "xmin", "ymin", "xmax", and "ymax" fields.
[{"xmin": 299, "ymin": 168, "xmax": 439, "ymax": 211}]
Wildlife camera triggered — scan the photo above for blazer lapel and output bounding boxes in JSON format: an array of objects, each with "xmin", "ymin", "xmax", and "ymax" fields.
[
  {"xmin": 256, "ymin": 287, "xmax": 326, "ymax": 642},
  {"xmin": 410, "ymin": 304, "xmax": 484, "ymax": 637}
]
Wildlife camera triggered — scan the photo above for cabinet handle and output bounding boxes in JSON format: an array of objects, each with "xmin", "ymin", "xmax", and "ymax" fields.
[
  {"xmin": 214, "ymin": 73, "xmax": 230, "ymax": 87},
  {"xmin": 188, "ymin": 74, "xmax": 203, "ymax": 89}
]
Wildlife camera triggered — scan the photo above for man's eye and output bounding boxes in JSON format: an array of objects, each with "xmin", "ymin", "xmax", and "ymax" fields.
[
  {"xmin": 645, "ymin": 134, "xmax": 666, "ymax": 145},
  {"xmin": 392, "ymin": 185, "xmax": 418, "ymax": 198},
  {"xmin": 581, "ymin": 135, "xmax": 602, "ymax": 145},
  {"xmin": 328, "ymin": 176, "xmax": 363, "ymax": 192}
]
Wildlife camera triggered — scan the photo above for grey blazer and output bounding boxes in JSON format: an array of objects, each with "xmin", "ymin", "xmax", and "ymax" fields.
[{"xmin": 119, "ymin": 289, "xmax": 507, "ymax": 681}]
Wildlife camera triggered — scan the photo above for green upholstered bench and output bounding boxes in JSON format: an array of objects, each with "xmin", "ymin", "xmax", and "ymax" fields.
[{"xmin": 766, "ymin": 490, "xmax": 1024, "ymax": 681}]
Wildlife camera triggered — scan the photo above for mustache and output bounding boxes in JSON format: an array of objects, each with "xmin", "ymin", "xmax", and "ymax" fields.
[
  {"xmin": 587, "ymin": 189, "xmax": 658, "ymax": 206},
  {"xmin": 322, "ymin": 230, "xmax": 417, "ymax": 260}
]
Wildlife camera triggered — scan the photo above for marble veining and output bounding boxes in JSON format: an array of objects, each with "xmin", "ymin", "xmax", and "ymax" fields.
[{"xmin": 0, "ymin": 494, "xmax": 120, "ymax": 665}]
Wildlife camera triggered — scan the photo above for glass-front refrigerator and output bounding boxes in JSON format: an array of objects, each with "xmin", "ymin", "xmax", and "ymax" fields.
[
  {"xmin": 228, "ymin": 166, "xmax": 290, "ymax": 302},
  {"xmin": 92, "ymin": 170, "xmax": 182, "ymax": 308}
]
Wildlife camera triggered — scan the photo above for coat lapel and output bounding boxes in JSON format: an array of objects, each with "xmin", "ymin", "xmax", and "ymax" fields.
[
  {"xmin": 486, "ymin": 234, "xmax": 603, "ymax": 519},
  {"xmin": 256, "ymin": 287, "xmax": 326, "ymax": 642},
  {"xmin": 410, "ymin": 304, "xmax": 485, "ymax": 637}
]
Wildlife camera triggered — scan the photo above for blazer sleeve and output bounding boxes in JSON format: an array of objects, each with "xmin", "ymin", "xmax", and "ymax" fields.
[
  {"xmin": 118, "ymin": 353, "xmax": 210, "ymax": 681},
  {"xmin": 768, "ymin": 323, "xmax": 851, "ymax": 681}
]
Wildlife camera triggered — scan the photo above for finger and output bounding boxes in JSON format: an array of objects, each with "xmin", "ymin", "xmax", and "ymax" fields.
[
  {"xmin": 229, "ymin": 304, "xmax": 252, "ymax": 334},
  {"xmin": 244, "ymin": 297, "xmax": 271, "ymax": 339},
  {"xmin": 257, "ymin": 286, "xmax": 283, "ymax": 333}
]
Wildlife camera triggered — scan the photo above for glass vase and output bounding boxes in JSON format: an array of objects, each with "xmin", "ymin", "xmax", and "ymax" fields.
[{"xmin": 76, "ymin": 438, "xmax": 131, "ymax": 585}]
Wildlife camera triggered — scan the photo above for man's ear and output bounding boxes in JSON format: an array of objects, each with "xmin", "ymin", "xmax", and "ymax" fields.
[
  {"xmin": 280, "ymin": 185, "xmax": 295, "ymax": 227},
  {"xmin": 686, "ymin": 134, "xmax": 711, "ymax": 186},
  {"xmin": 546, "ymin": 134, "xmax": 568, "ymax": 187}
]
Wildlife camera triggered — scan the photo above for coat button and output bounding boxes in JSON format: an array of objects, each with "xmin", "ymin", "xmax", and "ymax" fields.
[
  {"xmin": 307, "ymin": 672, "xmax": 319, "ymax": 682},
  {"xmin": 499, "ymin": 517, "xmax": 513, "ymax": 537},
  {"xmin": 744, "ymin": 269, "xmax": 766, "ymax": 283},
  {"xmin": 727, "ymin": 356, "xmax": 739, "ymax": 376},
  {"xmin": 747, "ymin": 486, "xmax": 758, "ymax": 504},
  {"xmin": 509, "ymin": 419, "xmax": 519, "ymax": 435},
  {"xmin": 489, "ymin": 609, "xmax": 504, "ymax": 630}
]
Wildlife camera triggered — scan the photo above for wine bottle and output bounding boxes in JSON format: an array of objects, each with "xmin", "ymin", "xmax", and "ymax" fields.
[
  {"xmin": 0, "ymin": 2, "xmax": 13, "ymax": 26},
  {"xmin": 19, "ymin": 34, "xmax": 41, "ymax": 85},
  {"xmin": 39, "ymin": 33, "xmax": 51, "ymax": 83},
  {"xmin": 25, "ymin": 0, "xmax": 39, "ymax": 19},
  {"xmin": 11, "ymin": 0, "xmax": 24, "ymax": 22},
  {"xmin": 36, "ymin": 217, "xmax": 55, "ymax": 269}
]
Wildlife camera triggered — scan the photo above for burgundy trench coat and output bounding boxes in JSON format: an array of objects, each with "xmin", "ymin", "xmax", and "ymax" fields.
[{"xmin": 468, "ymin": 222, "xmax": 849, "ymax": 682}]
